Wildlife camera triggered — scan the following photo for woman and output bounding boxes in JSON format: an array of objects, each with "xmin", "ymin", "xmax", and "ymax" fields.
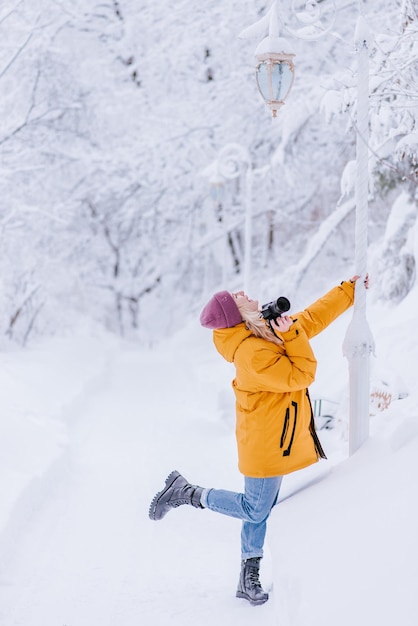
[{"xmin": 149, "ymin": 276, "xmax": 366, "ymax": 606}]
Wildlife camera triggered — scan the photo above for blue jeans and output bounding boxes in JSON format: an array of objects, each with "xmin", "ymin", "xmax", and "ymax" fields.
[{"xmin": 201, "ymin": 476, "xmax": 282, "ymax": 560}]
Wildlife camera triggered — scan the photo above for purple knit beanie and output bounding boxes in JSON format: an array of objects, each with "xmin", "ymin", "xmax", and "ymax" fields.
[{"xmin": 200, "ymin": 291, "xmax": 242, "ymax": 329}]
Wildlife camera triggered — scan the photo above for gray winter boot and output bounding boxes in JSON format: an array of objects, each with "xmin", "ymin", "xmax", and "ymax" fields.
[
  {"xmin": 236, "ymin": 557, "xmax": 269, "ymax": 606},
  {"xmin": 149, "ymin": 470, "xmax": 204, "ymax": 521}
]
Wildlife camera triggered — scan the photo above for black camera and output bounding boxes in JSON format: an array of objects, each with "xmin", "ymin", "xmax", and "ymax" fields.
[{"xmin": 260, "ymin": 296, "xmax": 291, "ymax": 322}]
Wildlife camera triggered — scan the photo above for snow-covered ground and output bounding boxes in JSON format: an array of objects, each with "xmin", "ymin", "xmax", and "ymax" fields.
[{"xmin": 0, "ymin": 280, "xmax": 417, "ymax": 626}]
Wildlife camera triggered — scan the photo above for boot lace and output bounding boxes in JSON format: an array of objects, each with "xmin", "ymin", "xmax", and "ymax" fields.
[
  {"xmin": 248, "ymin": 566, "xmax": 263, "ymax": 590},
  {"xmin": 171, "ymin": 485, "xmax": 194, "ymax": 507}
]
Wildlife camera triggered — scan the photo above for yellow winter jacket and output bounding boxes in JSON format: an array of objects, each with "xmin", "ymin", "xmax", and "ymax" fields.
[{"xmin": 213, "ymin": 281, "xmax": 355, "ymax": 477}]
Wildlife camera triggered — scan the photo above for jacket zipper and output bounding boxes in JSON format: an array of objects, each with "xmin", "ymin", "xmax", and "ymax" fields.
[
  {"xmin": 280, "ymin": 408, "xmax": 290, "ymax": 448},
  {"xmin": 281, "ymin": 401, "xmax": 298, "ymax": 457}
]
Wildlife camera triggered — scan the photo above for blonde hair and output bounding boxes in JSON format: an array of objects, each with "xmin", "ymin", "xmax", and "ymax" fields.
[{"xmin": 235, "ymin": 299, "xmax": 283, "ymax": 346}]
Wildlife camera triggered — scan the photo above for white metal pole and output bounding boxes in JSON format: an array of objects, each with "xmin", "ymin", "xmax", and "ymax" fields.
[
  {"xmin": 217, "ymin": 144, "xmax": 252, "ymax": 292},
  {"xmin": 243, "ymin": 166, "xmax": 253, "ymax": 294},
  {"xmin": 343, "ymin": 11, "xmax": 375, "ymax": 455}
]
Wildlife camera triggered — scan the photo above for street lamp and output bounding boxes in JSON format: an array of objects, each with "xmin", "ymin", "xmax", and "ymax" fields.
[
  {"xmin": 242, "ymin": 0, "xmax": 374, "ymax": 455},
  {"xmin": 199, "ymin": 160, "xmax": 227, "ymax": 284},
  {"xmin": 254, "ymin": 2, "xmax": 295, "ymax": 117},
  {"xmin": 202, "ymin": 144, "xmax": 271, "ymax": 294},
  {"xmin": 241, "ymin": 0, "xmax": 337, "ymax": 117},
  {"xmin": 217, "ymin": 144, "xmax": 253, "ymax": 293}
]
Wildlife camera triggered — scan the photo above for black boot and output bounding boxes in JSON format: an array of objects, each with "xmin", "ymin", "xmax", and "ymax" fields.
[
  {"xmin": 149, "ymin": 470, "xmax": 204, "ymax": 521},
  {"xmin": 236, "ymin": 557, "xmax": 269, "ymax": 606}
]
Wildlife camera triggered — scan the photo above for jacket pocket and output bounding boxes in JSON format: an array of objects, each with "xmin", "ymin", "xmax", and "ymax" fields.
[{"xmin": 280, "ymin": 401, "xmax": 298, "ymax": 457}]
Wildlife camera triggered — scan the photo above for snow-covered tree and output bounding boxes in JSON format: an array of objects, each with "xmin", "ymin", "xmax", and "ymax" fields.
[{"xmin": 0, "ymin": 0, "xmax": 417, "ymax": 344}]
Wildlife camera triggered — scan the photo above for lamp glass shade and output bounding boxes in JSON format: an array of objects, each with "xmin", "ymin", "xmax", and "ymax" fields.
[
  {"xmin": 209, "ymin": 182, "xmax": 225, "ymax": 206},
  {"xmin": 256, "ymin": 60, "xmax": 294, "ymax": 104}
]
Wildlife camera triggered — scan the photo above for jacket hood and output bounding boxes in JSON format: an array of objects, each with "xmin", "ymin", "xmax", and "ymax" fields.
[{"xmin": 213, "ymin": 323, "xmax": 253, "ymax": 363}]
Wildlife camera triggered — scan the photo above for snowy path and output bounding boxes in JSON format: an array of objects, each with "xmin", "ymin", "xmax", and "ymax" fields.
[
  {"xmin": 0, "ymin": 342, "xmax": 278, "ymax": 626},
  {"xmin": 1, "ymin": 296, "xmax": 418, "ymax": 626}
]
